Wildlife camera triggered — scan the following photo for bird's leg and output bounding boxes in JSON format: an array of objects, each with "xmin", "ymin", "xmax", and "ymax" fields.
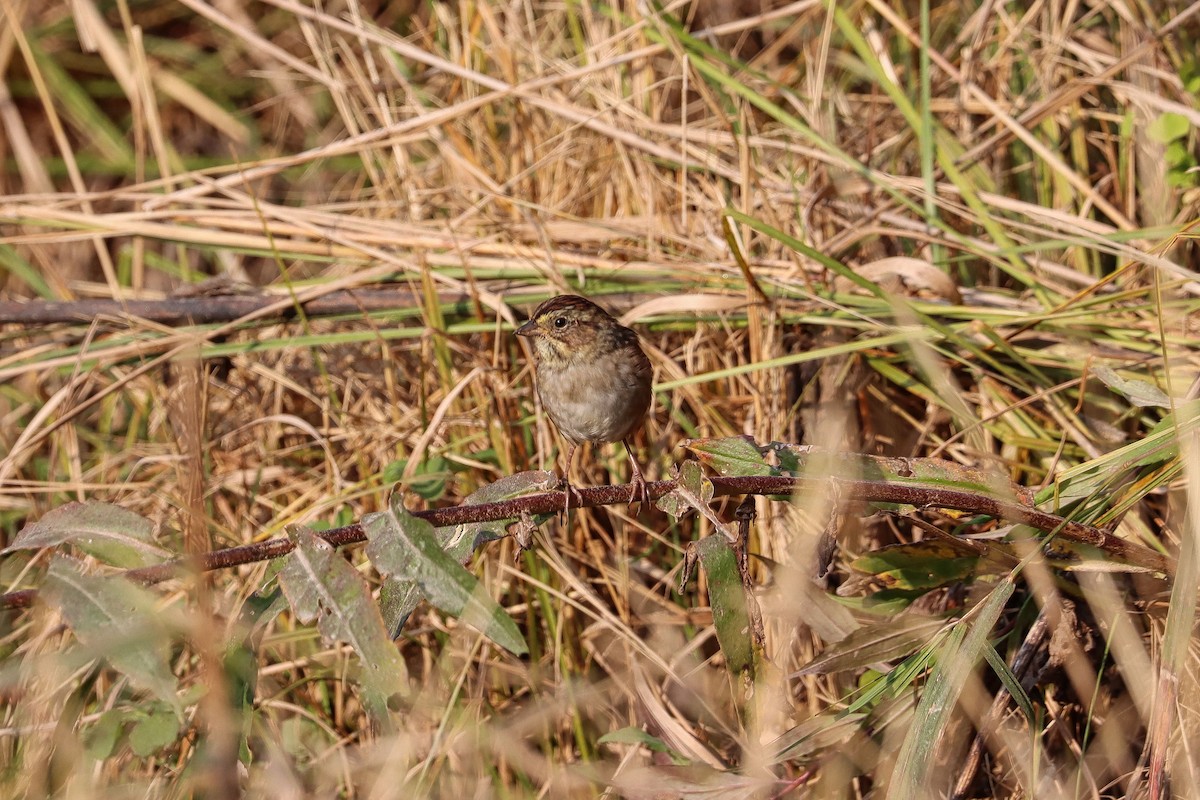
[
  {"xmin": 559, "ymin": 442, "xmax": 584, "ymax": 513},
  {"xmin": 622, "ymin": 437, "xmax": 649, "ymax": 509}
]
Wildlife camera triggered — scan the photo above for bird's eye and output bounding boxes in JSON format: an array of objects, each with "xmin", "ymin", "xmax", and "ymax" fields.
[{"xmin": 553, "ymin": 317, "xmax": 568, "ymax": 328}]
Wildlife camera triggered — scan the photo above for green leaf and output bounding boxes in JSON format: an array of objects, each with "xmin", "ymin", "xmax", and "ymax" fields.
[
  {"xmin": 836, "ymin": 588, "xmax": 933, "ymax": 616},
  {"xmin": 1165, "ymin": 140, "xmax": 1193, "ymax": 167},
  {"xmin": 598, "ymin": 727, "xmax": 689, "ymax": 765},
  {"xmin": 377, "ymin": 472, "xmax": 556, "ymax": 637},
  {"xmin": 982, "ymin": 643, "xmax": 1036, "ymax": 724},
  {"xmin": 225, "ymin": 583, "xmax": 288, "ymax": 765},
  {"xmin": 364, "ymin": 497, "xmax": 528, "ymax": 656},
  {"xmin": 693, "ymin": 534, "xmax": 754, "ymax": 677},
  {"xmin": 1147, "ymin": 112, "xmax": 1190, "ymax": 143},
  {"xmin": 1167, "ymin": 169, "xmax": 1196, "ymax": 188},
  {"xmin": 682, "ymin": 436, "xmax": 775, "ymax": 477},
  {"xmin": 129, "ymin": 706, "xmax": 181, "ymax": 756},
  {"xmin": 379, "ymin": 577, "xmax": 425, "ymax": 641},
  {"xmin": 658, "ymin": 461, "xmax": 753, "ymax": 674},
  {"xmin": 85, "ymin": 709, "xmax": 126, "ymax": 760},
  {"xmin": 381, "ymin": 460, "xmax": 405, "ymax": 484},
  {"xmin": 1092, "ymin": 365, "xmax": 1172, "ymax": 409},
  {"xmin": 846, "ymin": 644, "xmax": 939, "ymax": 715},
  {"xmin": 766, "ymin": 442, "xmax": 1023, "ymax": 498},
  {"xmin": 441, "ymin": 471, "xmax": 559, "ymax": 562},
  {"xmin": 279, "ymin": 529, "xmax": 409, "ymax": 726},
  {"xmin": 656, "ymin": 460, "xmax": 713, "ymax": 519},
  {"xmin": 5, "ymin": 502, "xmax": 169, "ymax": 568},
  {"xmin": 409, "ymin": 455, "xmax": 449, "ymax": 500},
  {"xmin": 383, "ymin": 455, "xmax": 468, "ymax": 500},
  {"xmin": 42, "ymin": 555, "xmax": 180, "ymax": 712},
  {"xmin": 852, "ymin": 541, "xmax": 986, "ymax": 591}
]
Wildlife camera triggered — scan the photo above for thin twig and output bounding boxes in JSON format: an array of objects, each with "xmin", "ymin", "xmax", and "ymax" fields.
[{"xmin": 0, "ymin": 472, "xmax": 1173, "ymax": 611}]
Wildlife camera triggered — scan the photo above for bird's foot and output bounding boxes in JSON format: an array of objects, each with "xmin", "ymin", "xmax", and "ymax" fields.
[
  {"xmin": 621, "ymin": 438, "xmax": 650, "ymax": 514},
  {"xmin": 628, "ymin": 472, "xmax": 650, "ymax": 511},
  {"xmin": 557, "ymin": 475, "xmax": 585, "ymax": 514}
]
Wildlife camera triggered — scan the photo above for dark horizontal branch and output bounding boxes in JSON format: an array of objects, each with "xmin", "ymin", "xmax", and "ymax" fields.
[
  {"xmin": 0, "ymin": 474, "xmax": 1173, "ymax": 611},
  {"xmin": 0, "ymin": 288, "xmax": 664, "ymax": 327},
  {"xmin": 0, "ymin": 288, "xmax": 474, "ymax": 326}
]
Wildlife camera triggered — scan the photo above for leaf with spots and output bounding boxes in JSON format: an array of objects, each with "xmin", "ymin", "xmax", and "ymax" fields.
[
  {"xmin": 42, "ymin": 555, "xmax": 180, "ymax": 712},
  {"xmin": 365, "ymin": 496, "xmax": 528, "ymax": 656},
  {"xmin": 279, "ymin": 529, "xmax": 408, "ymax": 727},
  {"xmin": 6, "ymin": 502, "xmax": 169, "ymax": 568}
]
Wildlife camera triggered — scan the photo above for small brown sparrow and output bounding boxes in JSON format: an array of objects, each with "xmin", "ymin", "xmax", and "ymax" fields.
[{"xmin": 516, "ymin": 294, "xmax": 652, "ymax": 508}]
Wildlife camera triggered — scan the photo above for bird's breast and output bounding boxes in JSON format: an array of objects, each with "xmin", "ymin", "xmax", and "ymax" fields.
[{"xmin": 536, "ymin": 357, "xmax": 650, "ymax": 444}]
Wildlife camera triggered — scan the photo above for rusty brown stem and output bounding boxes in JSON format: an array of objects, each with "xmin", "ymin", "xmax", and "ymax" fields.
[{"xmin": 0, "ymin": 473, "xmax": 1172, "ymax": 611}]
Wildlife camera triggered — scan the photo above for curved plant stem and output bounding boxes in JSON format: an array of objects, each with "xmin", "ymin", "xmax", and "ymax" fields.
[{"xmin": 0, "ymin": 472, "xmax": 1172, "ymax": 611}]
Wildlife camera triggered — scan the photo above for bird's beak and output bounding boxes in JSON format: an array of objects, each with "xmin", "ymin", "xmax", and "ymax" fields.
[{"xmin": 515, "ymin": 320, "xmax": 537, "ymax": 337}]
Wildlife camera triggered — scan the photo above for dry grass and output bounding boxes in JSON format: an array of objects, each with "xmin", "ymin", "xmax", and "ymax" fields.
[{"xmin": 2, "ymin": 0, "xmax": 1200, "ymax": 797}]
